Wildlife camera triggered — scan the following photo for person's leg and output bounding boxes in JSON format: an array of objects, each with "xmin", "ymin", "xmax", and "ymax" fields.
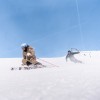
[
  {"xmin": 26, "ymin": 61, "xmax": 32, "ymax": 66},
  {"xmin": 29, "ymin": 58, "xmax": 42, "ymax": 65},
  {"xmin": 22, "ymin": 59, "xmax": 27, "ymax": 65},
  {"xmin": 30, "ymin": 58, "xmax": 38, "ymax": 64}
]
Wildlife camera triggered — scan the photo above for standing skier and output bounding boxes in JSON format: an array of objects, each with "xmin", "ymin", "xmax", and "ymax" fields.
[
  {"xmin": 21, "ymin": 43, "xmax": 41, "ymax": 66},
  {"xmin": 66, "ymin": 49, "xmax": 82, "ymax": 63}
]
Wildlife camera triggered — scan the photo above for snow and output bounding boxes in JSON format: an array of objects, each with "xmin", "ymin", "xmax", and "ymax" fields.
[{"xmin": 0, "ymin": 51, "xmax": 100, "ymax": 100}]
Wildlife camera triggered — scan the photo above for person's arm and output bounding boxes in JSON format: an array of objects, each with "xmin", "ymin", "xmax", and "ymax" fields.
[
  {"xmin": 71, "ymin": 51, "xmax": 80, "ymax": 55},
  {"xmin": 66, "ymin": 54, "xmax": 69, "ymax": 61},
  {"xmin": 23, "ymin": 52, "xmax": 26, "ymax": 59}
]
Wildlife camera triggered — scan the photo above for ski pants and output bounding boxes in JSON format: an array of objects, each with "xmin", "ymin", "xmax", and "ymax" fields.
[{"xmin": 22, "ymin": 56, "xmax": 38, "ymax": 65}]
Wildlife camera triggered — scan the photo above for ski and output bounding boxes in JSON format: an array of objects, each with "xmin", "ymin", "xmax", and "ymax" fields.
[{"xmin": 11, "ymin": 64, "xmax": 46, "ymax": 70}]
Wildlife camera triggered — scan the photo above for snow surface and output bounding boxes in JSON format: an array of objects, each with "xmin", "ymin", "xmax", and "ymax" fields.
[{"xmin": 0, "ymin": 51, "xmax": 100, "ymax": 100}]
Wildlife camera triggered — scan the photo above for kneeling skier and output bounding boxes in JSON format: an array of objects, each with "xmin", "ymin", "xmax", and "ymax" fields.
[{"xmin": 21, "ymin": 43, "xmax": 41, "ymax": 66}]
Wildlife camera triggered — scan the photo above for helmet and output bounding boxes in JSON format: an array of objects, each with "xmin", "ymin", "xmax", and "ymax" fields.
[{"xmin": 21, "ymin": 43, "xmax": 28, "ymax": 48}]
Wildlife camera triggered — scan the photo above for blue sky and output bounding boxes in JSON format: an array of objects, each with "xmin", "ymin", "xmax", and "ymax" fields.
[{"xmin": 0, "ymin": 0, "xmax": 100, "ymax": 58}]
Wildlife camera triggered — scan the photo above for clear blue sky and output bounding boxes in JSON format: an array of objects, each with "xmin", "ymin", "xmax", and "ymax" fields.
[{"xmin": 0, "ymin": 0, "xmax": 100, "ymax": 58}]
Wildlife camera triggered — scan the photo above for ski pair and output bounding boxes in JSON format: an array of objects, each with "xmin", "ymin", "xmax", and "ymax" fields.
[{"xmin": 11, "ymin": 63, "xmax": 46, "ymax": 70}]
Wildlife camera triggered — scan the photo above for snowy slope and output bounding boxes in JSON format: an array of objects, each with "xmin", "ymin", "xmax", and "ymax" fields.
[{"xmin": 0, "ymin": 51, "xmax": 100, "ymax": 100}]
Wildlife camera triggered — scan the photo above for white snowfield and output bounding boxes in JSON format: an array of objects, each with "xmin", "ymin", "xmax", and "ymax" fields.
[{"xmin": 0, "ymin": 51, "xmax": 100, "ymax": 100}]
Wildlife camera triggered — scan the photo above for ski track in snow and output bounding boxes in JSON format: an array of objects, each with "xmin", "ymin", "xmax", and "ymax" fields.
[{"xmin": 0, "ymin": 51, "xmax": 100, "ymax": 100}]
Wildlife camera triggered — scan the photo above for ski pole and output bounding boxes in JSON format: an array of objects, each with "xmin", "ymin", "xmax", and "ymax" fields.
[{"xmin": 37, "ymin": 58, "xmax": 60, "ymax": 67}]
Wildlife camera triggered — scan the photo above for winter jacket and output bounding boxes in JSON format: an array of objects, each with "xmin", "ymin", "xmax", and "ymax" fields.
[
  {"xmin": 66, "ymin": 51, "xmax": 80, "ymax": 60},
  {"xmin": 22, "ymin": 46, "xmax": 36, "ymax": 60}
]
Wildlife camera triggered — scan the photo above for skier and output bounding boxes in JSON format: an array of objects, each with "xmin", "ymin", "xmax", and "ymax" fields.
[
  {"xmin": 66, "ymin": 49, "xmax": 82, "ymax": 63},
  {"xmin": 21, "ymin": 43, "xmax": 41, "ymax": 66}
]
